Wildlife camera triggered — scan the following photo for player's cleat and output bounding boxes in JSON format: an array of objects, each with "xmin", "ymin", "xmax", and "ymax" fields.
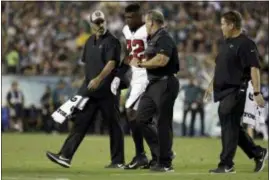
[
  {"xmin": 209, "ymin": 166, "xmax": 236, "ymax": 174},
  {"xmin": 104, "ymin": 163, "xmax": 125, "ymax": 169},
  {"xmin": 46, "ymin": 151, "xmax": 71, "ymax": 168},
  {"xmin": 150, "ymin": 164, "xmax": 174, "ymax": 172},
  {"xmin": 254, "ymin": 148, "xmax": 268, "ymax": 172},
  {"xmin": 124, "ymin": 154, "xmax": 148, "ymax": 170}
]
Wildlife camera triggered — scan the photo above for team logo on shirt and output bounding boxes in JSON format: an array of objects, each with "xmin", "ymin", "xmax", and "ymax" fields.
[{"xmin": 95, "ymin": 11, "xmax": 101, "ymax": 17}]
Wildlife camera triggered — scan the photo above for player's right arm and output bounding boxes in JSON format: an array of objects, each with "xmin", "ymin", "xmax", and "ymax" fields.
[{"xmin": 111, "ymin": 31, "xmax": 131, "ymax": 95}]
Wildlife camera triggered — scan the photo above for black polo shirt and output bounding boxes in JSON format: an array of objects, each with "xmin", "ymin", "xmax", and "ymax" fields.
[
  {"xmin": 78, "ymin": 31, "xmax": 121, "ymax": 98},
  {"xmin": 144, "ymin": 28, "xmax": 179, "ymax": 80},
  {"xmin": 213, "ymin": 34, "xmax": 260, "ymax": 102}
]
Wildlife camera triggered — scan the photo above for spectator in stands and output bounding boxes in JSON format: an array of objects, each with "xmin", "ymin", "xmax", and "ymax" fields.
[
  {"xmin": 181, "ymin": 77, "xmax": 206, "ymax": 136},
  {"xmin": 6, "ymin": 81, "xmax": 25, "ymax": 132},
  {"xmin": 1, "ymin": 2, "xmax": 267, "ymax": 79},
  {"xmin": 5, "ymin": 44, "xmax": 19, "ymax": 74}
]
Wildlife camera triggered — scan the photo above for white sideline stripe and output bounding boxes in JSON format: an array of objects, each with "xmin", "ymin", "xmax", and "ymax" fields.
[{"xmin": 2, "ymin": 177, "xmax": 69, "ymax": 180}]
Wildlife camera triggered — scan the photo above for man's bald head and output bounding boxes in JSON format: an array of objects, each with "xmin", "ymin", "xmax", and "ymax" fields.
[{"xmin": 145, "ymin": 10, "xmax": 165, "ymax": 35}]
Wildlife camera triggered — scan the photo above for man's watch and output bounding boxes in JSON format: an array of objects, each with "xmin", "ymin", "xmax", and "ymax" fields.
[{"xmin": 253, "ymin": 92, "xmax": 260, "ymax": 96}]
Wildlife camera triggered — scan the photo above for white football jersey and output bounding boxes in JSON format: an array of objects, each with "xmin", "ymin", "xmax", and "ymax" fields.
[
  {"xmin": 122, "ymin": 25, "xmax": 148, "ymax": 84},
  {"xmin": 122, "ymin": 25, "xmax": 149, "ymax": 109}
]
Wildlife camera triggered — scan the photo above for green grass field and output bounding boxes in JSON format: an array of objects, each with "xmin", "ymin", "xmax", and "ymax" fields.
[{"xmin": 2, "ymin": 133, "xmax": 268, "ymax": 180}]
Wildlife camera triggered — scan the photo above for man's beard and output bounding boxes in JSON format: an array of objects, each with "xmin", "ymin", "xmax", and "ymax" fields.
[{"xmin": 99, "ymin": 21, "xmax": 107, "ymax": 35}]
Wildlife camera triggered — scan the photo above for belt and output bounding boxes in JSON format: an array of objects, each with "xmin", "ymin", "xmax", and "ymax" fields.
[
  {"xmin": 160, "ymin": 76, "xmax": 169, "ymax": 80},
  {"xmin": 160, "ymin": 74, "xmax": 176, "ymax": 80}
]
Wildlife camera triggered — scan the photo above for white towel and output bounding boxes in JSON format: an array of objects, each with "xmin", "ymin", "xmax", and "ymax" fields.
[
  {"xmin": 242, "ymin": 81, "xmax": 266, "ymax": 132},
  {"xmin": 51, "ymin": 95, "xmax": 89, "ymax": 124},
  {"xmin": 111, "ymin": 77, "xmax": 121, "ymax": 95}
]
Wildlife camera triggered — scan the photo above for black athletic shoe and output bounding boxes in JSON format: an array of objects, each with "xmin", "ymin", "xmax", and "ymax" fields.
[
  {"xmin": 141, "ymin": 159, "xmax": 157, "ymax": 169},
  {"xmin": 142, "ymin": 151, "xmax": 175, "ymax": 169},
  {"xmin": 150, "ymin": 164, "xmax": 174, "ymax": 172},
  {"xmin": 209, "ymin": 166, "xmax": 236, "ymax": 174},
  {"xmin": 46, "ymin": 151, "xmax": 71, "ymax": 168},
  {"xmin": 124, "ymin": 154, "xmax": 148, "ymax": 170},
  {"xmin": 254, "ymin": 148, "xmax": 268, "ymax": 172},
  {"xmin": 105, "ymin": 163, "xmax": 125, "ymax": 169}
]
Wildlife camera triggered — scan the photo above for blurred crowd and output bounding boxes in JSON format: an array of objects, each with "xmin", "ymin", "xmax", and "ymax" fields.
[{"xmin": 2, "ymin": 1, "xmax": 268, "ymax": 80}]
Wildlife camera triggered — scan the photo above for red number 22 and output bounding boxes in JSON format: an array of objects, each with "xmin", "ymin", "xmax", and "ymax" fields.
[{"xmin": 126, "ymin": 39, "xmax": 145, "ymax": 61}]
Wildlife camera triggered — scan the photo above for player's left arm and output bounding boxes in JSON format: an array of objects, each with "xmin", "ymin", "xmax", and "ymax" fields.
[{"xmin": 138, "ymin": 37, "xmax": 172, "ymax": 69}]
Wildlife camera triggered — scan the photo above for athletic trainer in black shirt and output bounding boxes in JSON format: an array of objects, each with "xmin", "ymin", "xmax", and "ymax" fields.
[
  {"xmin": 46, "ymin": 10, "xmax": 125, "ymax": 169},
  {"xmin": 130, "ymin": 10, "xmax": 179, "ymax": 172},
  {"xmin": 204, "ymin": 11, "xmax": 267, "ymax": 174},
  {"xmin": 213, "ymin": 34, "xmax": 261, "ymax": 102}
]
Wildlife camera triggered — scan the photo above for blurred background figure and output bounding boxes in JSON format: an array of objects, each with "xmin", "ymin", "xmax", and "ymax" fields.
[
  {"xmin": 25, "ymin": 104, "xmax": 41, "ymax": 132},
  {"xmin": 1, "ymin": 104, "xmax": 10, "ymax": 131},
  {"xmin": 4, "ymin": 44, "xmax": 19, "ymax": 74},
  {"xmin": 40, "ymin": 85, "xmax": 54, "ymax": 133},
  {"xmin": 52, "ymin": 80, "xmax": 66, "ymax": 112},
  {"xmin": 181, "ymin": 77, "xmax": 205, "ymax": 137},
  {"xmin": 6, "ymin": 81, "xmax": 25, "ymax": 132}
]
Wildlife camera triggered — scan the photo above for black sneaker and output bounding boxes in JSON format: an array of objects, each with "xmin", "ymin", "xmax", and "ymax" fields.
[
  {"xmin": 46, "ymin": 151, "xmax": 71, "ymax": 168},
  {"xmin": 142, "ymin": 151, "xmax": 175, "ymax": 170},
  {"xmin": 141, "ymin": 159, "xmax": 157, "ymax": 169},
  {"xmin": 105, "ymin": 163, "xmax": 125, "ymax": 169},
  {"xmin": 124, "ymin": 154, "xmax": 148, "ymax": 170},
  {"xmin": 150, "ymin": 164, "xmax": 174, "ymax": 172},
  {"xmin": 209, "ymin": 166, "xmax": 236, "ymax": 174},
  {"xmin": 254, "ymin": 148, "xmax": 268, "ymax": 172}
]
